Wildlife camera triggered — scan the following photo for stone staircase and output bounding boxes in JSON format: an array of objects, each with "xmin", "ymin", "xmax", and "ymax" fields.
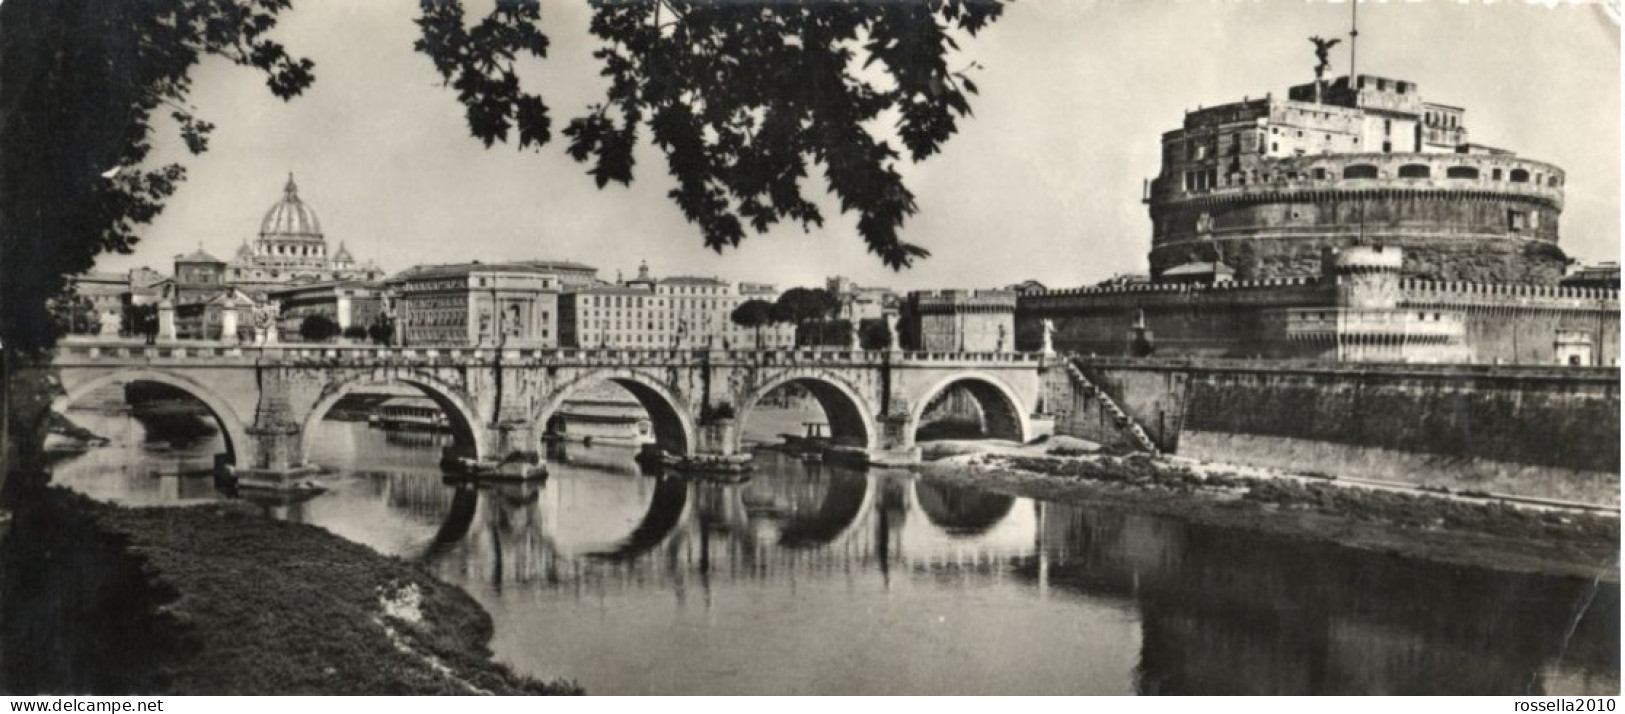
[{"xmin": 1064, "ymin": 359, "xmax": 1160, "ymax": 455}]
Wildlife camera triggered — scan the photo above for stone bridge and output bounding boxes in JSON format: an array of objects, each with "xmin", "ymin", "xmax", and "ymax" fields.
[{"xmin": 40, "ymin": 339, "xmax": 1052, "ymax": 480}]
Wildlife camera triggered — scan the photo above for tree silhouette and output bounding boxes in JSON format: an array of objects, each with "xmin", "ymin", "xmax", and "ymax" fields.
[
  {"xmin": 729, "ymin": 298, "xmax": 776, "ymax": 349},
  {"xmin": 299, "ymin": 315, "xmax": 342, "ymax": 343},
  {"xmin": 415, "ymin": 0, "xmax": 1004, "ymax": 269}
]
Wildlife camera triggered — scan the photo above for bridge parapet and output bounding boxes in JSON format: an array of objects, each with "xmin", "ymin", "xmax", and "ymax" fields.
[{"xmin": 49, "ymin": 339, "xmax": 1052, "ymax": 369}]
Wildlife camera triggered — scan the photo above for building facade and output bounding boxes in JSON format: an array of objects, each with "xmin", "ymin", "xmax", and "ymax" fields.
[
  {"xmin": 559, "ymin": 263, "xmax": 795, "ymax": 349},
  {"xmin": 386, "ymin": 262, "xmax": 562, "ymax": 347},
  {"xmin": 827, "ymin": 276, "xmax": 899, "ymax": 322},
  {"xmin": 904, "ymin": 289, "xmax": 1018, "ymax": 353},
  {"xmin": 267, "ymin": 280, "xmax": 387, "ymax": 340},
  {"xmin": 1147, "ymin": 74, "xmax": 1567, "ymax": 284}
]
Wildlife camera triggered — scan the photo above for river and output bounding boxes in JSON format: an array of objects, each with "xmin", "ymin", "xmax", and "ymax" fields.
[{"xmin": 50, "ymin": 408, "xmax": 1621, "ymax": 695}]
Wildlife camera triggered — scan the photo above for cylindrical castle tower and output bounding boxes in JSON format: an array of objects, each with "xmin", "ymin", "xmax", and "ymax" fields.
[{"xmin": 1145, "ymin": 75, "xmax": 1567, "ymax": 284}]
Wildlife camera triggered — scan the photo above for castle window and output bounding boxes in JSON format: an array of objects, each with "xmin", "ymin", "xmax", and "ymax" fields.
[
  {"xmin": 1382, "ymin": 141, "xmax": 1392, "ymax": 154},
  {"xmin": 1313, "ymin": 168, "xmax": 1327, "ymax": 180},
  {"xmin": 1509, "ymin": 168, "xmax": 1529, "ymax": 183},
  {"xmin": 1508, "ymin": 210, "xmax": 1528, "ymax": 232},
  {"xmin": 1446, "ymin": 166, "xmax": 1480, "ymax": 179},
  {"xmin": 1492, "ymin": 168, "xmax": 1503, "ymax": 181},
  {"xmin": 1397, "ymin": 164, "xmax": 1430, "ymax": 179},
  {"xmin": 1343, "ymin": 164, "xmax": 1379, "ymax": 179}
]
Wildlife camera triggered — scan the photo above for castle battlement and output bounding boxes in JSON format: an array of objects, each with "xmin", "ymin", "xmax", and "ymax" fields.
[
  {"xmin": 1399, "ymin": 279, "xmax": 1621, "ymax": 308},
  {"xmin": 1028, "ymin": 275, "xmax": 1322, "ymax": 299}
]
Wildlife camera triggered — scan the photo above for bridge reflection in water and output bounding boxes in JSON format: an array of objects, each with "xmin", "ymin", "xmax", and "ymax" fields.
[{"xmin": 50, "ymin": 416, "xmax": 1619, "ymax": 696}]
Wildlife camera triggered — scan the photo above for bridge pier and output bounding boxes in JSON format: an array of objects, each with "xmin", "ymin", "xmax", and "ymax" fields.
[
  {"xmin": 867, "ymin": 412, "xmax": 922, "ymax": 467},
  {"xmin": 666, "ymin": 418, "xmax": 752, "ymax": 477},
  {"xmin": 228, "ymin": 372, "xmax": 318, "ymax": 488},
  {"xmin": 231, "ymin": 420, "xmax": 319, "ymax": 487}
]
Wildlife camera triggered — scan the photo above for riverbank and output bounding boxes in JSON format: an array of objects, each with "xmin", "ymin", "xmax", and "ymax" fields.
[
  {"xmin": 917, "ymin": 444, "xmax": 1620, "ymax": 582},
  {"xmin": 1, "ymin": 489, "xmax": 581, "ymax": 695}
]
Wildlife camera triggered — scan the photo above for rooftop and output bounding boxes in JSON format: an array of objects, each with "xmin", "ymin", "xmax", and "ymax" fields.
[
  {"xmin": 518, "ymin": 259, "xmax": 599, "ymax": 273},
  {"xmin": 387, "ymin": 261, "xmax": 569, "ymax": 282},
  {"xmin": 176, "ymin": 248, "xmax": 224, "ymax": 264},
  {"xmin": 658, "ymin": 276, "xmax": 730, "ymax": 286}
]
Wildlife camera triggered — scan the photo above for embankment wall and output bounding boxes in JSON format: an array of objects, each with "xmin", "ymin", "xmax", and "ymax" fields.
[{"xmin": 1047, "ymin": 358, "xmax": 1620, "ymax": 503}]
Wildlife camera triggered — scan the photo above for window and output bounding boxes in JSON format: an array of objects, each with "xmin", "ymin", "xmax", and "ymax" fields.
[
  {"xmin": 1508, "ymin": 209, "xmax": 1528, "ymax": 232},
  {"xmin": 1510, "ymin": 168, "xmax": 1530, "ymax": 183},
  {"xmin": 1446, "ymin": 166, "xmax": 1479, "ymax": 179},
  {"xmin": 1342, "ymin": 164, "xmax": 1379, "ymax": 179},
  {"xmin": 1492, "ymin": 168, "xmax": 1503, "ymax": 181},
  {"xmin": 1397, "ymin": 164, "xmax": 1430, "ymax": 179}
]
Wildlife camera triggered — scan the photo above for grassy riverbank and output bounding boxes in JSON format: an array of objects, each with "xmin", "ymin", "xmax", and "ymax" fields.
[
  {"xmin": 919, "ymin": 448, "xmax": 1620, "ymax": 582},
  {"xmin": 2, "ymin": 489, "xmax": 580, "ymax": 695}
]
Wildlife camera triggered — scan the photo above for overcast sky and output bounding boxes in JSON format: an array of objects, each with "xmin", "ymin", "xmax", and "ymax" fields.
[{"xmin": 99, "ymin": 0, "xmax": 1621, "ymax": 291}]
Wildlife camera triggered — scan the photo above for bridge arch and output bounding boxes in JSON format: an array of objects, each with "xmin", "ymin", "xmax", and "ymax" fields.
[
  {"xmin": 300, "ymin": 371, "xmax": 488, "ymax": 467},
  {"xmin": 736, "ymin": 371, "xmax": 879, "ymax": 451},
  {"xmin": 539, "ymin": 370, "xmax": 697, "ymax": 456},
  {"xmin": 54, "ymin": 369, "xmax": 252, "ymax": 465},
  {"xmin": 908, "ymin": 372, "xmax": 1031, "ymax": 444}
]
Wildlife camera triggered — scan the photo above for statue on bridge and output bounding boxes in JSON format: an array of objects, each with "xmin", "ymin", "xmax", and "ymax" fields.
[
  {"xmin": 1041, "ymin": 319, "xmax": 1056, "ymax": 356},
  {"xmin": 252, "ymin": 301, "xmax": 280, "ymax": 345}
]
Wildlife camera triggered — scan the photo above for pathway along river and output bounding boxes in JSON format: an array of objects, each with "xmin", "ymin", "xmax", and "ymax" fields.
[{"xmin": 52, "ymin": 407, "xmax": 1620, "ymax": 695}]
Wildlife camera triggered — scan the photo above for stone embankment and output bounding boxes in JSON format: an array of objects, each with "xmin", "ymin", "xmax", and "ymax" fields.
[{"xmin": 920, "ymin": 447, "xmax": 1619, "ymax": 582}]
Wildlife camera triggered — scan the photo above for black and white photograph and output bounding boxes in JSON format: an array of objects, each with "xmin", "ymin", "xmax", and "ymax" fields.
[{"xmin": 0, "ymin": 0, "xmax": 1618, "ymax": 700}]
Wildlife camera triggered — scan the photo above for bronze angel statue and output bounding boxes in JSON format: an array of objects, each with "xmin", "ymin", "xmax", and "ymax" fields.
[{"xmin": 1310, "ymin": 36, "xmax": 1342, "ymax": 80}]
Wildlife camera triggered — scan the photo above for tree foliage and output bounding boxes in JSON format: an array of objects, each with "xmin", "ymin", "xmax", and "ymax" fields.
[
  {"xmin": 367, "ymin": 318, "xmax": 395, "ymax": 345},
  {"xmin": 0, "ymin": 0, "xmax": 315, "ymax": 356},
  {"xmin": 415, "ymin": 0, "xmax": 1004, "ymax": 269},
  {"xmin": 772, "ymin": 287, "xmax": 841, "ymax": 327},
  {"xmin": 46, "ymin": 292, "xmax": 101, "ymax": 337},
  {"xmin": 299, "ymin": 315, "xmax": 342, "ymax": 342},
  {"xmin": 730, "ymin": 298, "xmax": 775, "ymax": 349}
]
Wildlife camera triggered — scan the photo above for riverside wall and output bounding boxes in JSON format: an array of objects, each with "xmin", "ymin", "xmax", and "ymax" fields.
[{"xmin": 1047, "ymin": 358, "xmax": 1620, "ymax": 503}]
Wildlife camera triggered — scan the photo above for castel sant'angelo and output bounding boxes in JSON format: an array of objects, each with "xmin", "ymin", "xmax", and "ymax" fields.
[{"xmin": 1014, "ymin": 39, "xmax": 1618, "ymax": 367}]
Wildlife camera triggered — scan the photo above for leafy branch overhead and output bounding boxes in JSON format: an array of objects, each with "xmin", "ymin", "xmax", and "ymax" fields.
[{"xmin": 414, "ymin": 0, "xmax": 1004, "ymax": 269}]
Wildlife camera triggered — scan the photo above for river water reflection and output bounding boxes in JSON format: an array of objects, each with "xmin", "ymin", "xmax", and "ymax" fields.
[{"xmin": 53, "ymin": 411, "xmax": 1621, "ymax": 695}]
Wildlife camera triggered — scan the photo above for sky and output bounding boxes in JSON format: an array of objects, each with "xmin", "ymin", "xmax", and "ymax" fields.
[{"xmin": 99, "ymin": 0, "xmax": 1621, "ymax": 291}]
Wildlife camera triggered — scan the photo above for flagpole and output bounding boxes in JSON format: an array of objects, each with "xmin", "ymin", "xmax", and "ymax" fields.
[{"xmin": 1350, "ymin": 0, "xmax": 1359, "ymax": 79}]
